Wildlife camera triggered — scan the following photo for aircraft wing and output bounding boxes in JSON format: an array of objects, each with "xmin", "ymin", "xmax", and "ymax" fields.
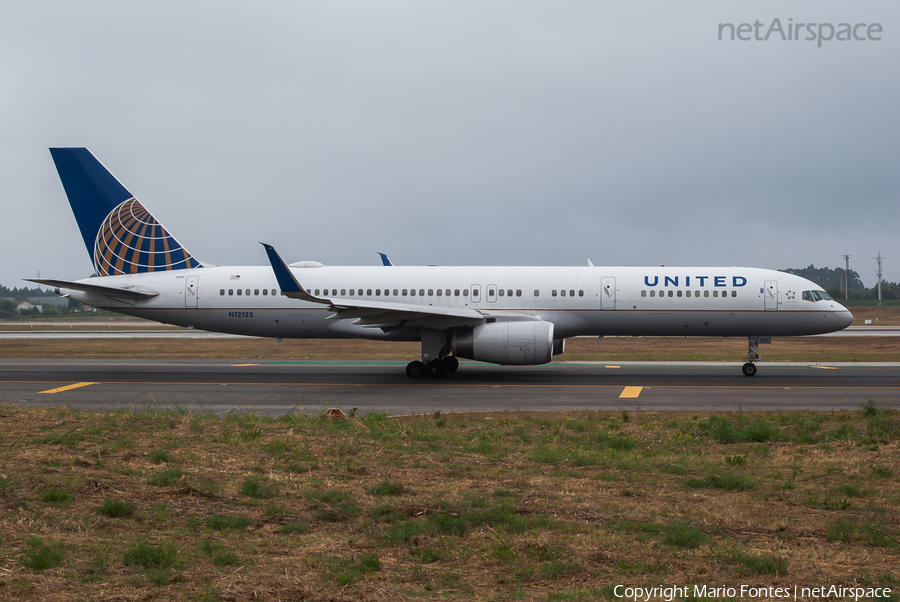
[
  {"xmin": 25, "ymin": 278, "xmax": 160, "ymax": 301},
  {"xmin": 261, "ymin": 243, "xmax": 487, "ymax": 329}
]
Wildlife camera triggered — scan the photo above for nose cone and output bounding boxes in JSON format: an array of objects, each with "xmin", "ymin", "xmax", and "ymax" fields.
[{"xmin": 833, "ymin": 304, "xmax": 854, "ymax": 330}]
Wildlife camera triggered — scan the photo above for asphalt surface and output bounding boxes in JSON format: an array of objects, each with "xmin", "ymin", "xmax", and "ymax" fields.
[{"xmin": 1, "ymin": 359, "xmax": 898, "ymax": 416}]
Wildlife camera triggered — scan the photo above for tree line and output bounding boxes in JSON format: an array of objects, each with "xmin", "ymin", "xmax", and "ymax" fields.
[{"xmin": 779, "ymin": 265, "xmax": 900, "ymax": 300}]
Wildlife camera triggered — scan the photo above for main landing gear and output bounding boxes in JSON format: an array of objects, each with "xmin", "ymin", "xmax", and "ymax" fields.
[
  {"xmin": 742, "ymin": 337, "xmax": 762, "ymax": 377},
  {"xmin": 406, "ymin": 331, "xmax": 458, "ymax": 378},
  {"xmin": 406, "ymin": 356, "xmax": 459, "ymax": 379}
]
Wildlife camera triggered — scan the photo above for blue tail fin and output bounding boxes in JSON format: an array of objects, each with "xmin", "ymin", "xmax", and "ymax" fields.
[{"xmin": 49, "ymin": 148, "xmax": 202, "ymax": 276}]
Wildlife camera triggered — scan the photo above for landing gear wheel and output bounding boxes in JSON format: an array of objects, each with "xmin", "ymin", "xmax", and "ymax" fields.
[
  {"xmin": 742, "ymin": 362, "xmax": 757, "ymax": 377},
  {"xmin": 406, "ymin": 360, "xmax": 425, "ymax": 379},
  {"xmin": 440, "ymin": 356, "xmax": 459, "ymax": 373},
  {"xmin": 426, "ymin": 362, "xmax": 445, "ymax": 378}
]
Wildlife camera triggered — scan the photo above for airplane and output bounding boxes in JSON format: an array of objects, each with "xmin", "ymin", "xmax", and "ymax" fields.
[{"xmin": 30, "ymin": 148, "xmax": 854, "ymax": 378}]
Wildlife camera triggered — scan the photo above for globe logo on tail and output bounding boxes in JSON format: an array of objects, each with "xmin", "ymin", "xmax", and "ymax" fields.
[{"xmin": 93, "ymin": 199, "xmax": 201, "ymax": 276}]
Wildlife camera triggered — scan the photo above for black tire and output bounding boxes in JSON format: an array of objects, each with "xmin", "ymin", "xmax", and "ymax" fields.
[
  {"xmin": 742, "ymin": 362, "xmax": 758, "ymax": 377},
  {"xmin": 406, "ymin": 360, "xmax": 425, "ymax": 378},
  {"xmin": 426, "ymin": 361, "xmax": 444, "ymax": 378},
  {"xmin": 441, "ymin": 356, "xmax": 459, "ymax": 373}
]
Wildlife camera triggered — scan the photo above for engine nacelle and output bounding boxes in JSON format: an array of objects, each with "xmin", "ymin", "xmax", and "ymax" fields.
[{"xmin": 452, "ymin": 320, "xmax": 554, "ymax": 365}]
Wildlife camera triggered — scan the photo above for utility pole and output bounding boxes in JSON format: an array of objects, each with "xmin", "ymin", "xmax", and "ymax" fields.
[
  {"xmin": 875, "ymin": 251, "xmax": 884, "ymax": 307},
  {"xmin": 841, "ymin": 254, "xmax": 851, "ymax": 300}
]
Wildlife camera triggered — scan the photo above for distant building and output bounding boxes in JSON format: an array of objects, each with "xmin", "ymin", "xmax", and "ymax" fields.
[{"xmin": 15, "ymin": 301, "xmax": 42, "ymax": 314}]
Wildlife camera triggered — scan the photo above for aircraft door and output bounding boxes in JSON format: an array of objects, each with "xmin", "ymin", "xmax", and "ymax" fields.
[
  {"xmin": 185, "ymin": 276, "xmax": 200, "ymax": 309},
  {"xmin": 764, "ymin": 280, "xmax": 778, "ymax": 311},
  {"xmin": 601, "ymin": 277, "xmax": 616, "ymax": 310}
]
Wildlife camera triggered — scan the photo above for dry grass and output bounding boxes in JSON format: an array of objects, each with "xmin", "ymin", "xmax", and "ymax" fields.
[{"xmin": 0, "ymin": 405, "xmax": 898, "ymax": 601}]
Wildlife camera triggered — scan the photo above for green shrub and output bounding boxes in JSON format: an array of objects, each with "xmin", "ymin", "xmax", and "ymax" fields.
[
  {"xmin": 367, "ymin": 481, "xmax": 408, "ymax": 496},
  {"xmin": 731, "ymin": 551, "xmax": 789, "ymax": 575},
  {"xmin": 97, "ymin": 499, "xmax": 136, "ymax": 518},
  {"xmin": 206, "ymin": 515, "xmax": 251, "ymax": 530},
  {"xmin": 148, "ymin": 467, "xmax": 183, "ymax": 487},
  {"xmin": 240, "ymin": 477, "xmax": 277, "ymax": 499},
  {"xmin": 41, "ymin": 487, "xmax": 71, "ymax": 505},
  {"xmin": 825, "ymin": 519, "xmax": 855, "ymax": 543},
  {"xmin": 22, "ymin": 537, "xmax": 66, "ymax": 572},
  {"xmin": 661, "ymin": 523, "xmax": 707, "ymax": 548},
  {"xmin": 122, "ymin": 542, "xmax": 178, "ymax": 569}
]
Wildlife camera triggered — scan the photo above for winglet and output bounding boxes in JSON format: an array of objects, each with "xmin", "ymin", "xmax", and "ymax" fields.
[
  {"xmin": 260, "ymin": 243, "xmax": 327, "ymax": 304},
  {"xmin": 378, "ymin": 252, "xmax": 393, "ymax": 266}
]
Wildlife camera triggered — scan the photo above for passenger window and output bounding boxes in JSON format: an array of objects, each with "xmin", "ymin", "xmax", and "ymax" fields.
[
  {"xmin": 410, "ymin": 289, "xmax": 416, "ymax": 296},
  {"xmin": 455, "ymin": 289, "xmax": 461, "ymax": 296},
  {"xmin": 220, "ymin": 289, "xmax": 225, "ymax": 296},
  {"xmin": 446, "ymin": 289, "xmax": 451, "ymax": 296},
  {"xmin": 650, "ymin": 290, "xmax": 655, "ymax": 297},
  {"xmin": 686, "ymin": 291, "xmax": 691, "ymax": 297},
  {"xmin": 508, "ymin": 289, "xmax": 513, "ymax": 297},
  {"xmin": 341, "ymin": 289, "xmax": 346, "ymax": 296},
  {"xmin": 552, "ymin": 290, "xmax": 558, "ymax": 297},
  {"xmin": 245, "ymin": 289, "xmax": 250, "ymax": 296},
  {"xmin": 331, "ymin": 289, "xmax": 337, "ymax": 296},
  {"xmin": 228, "ymin": 289, "xmax": 233, "ymax": 296},
  {"xmin": 534, "ymin": 290, "xmax": 540, "ymax": 297},
  {"xmin": 560, "ymin": 290, "xmax": 566, "ymax": 297},
  {"xmin": 668, "ymin": 290, "xmax": 673, "ymax": 298},
  {"xmin": 713, "ymin": 290, "xmax": 718, "ymax": 297},
  {"xmin": 436, "ymin": 289, "xmax": 442, "ymax": 296},
  {"xmin": 641, "ymin": 290, "xmax": 647, "ymax": 297},
  {"xmin": 393, "ymin": 289, "xmax": 399, "ymax": 296},
  {"xmin": 516, "ymin": 290, "xmax": 522, "ymax": 297},
  {"xmin": 578, "ymin": 290, "xmax": 583, "ymax": 297},
  {"xmin": 704, "ymin": 290, "xmax": 709, "ymax": 297},
  {"xmin": 263, "ymin": 289, "xmax": 268, "ymax": 296},
  {"xmin": 731, "ymin": 291, "xmax": 737, "ymax": 297},
  {"xmin": 375, "ymin": 289, "xmax": 381, "ymax": 296},
  {"xmin": 365, "ymin": 289, "xmax": 371, "ymax": 296},
  {"xmin": 237, "ymin": 289, "xmax": 242, "ymax": 296},
  {"xmin": 428, "ymin": 289, "xmax": 433, "ymax": 296},
  {"xmin": 254, "ymin": 289, "xmax": 259, "ymax": 296},
  {"xmin": 499, "ymin": 289, "xmax": 505, "ymax": 297},
  {"xmin": 694, "ymin": 291, "xmax": 699, "ymax": 297},
  {"xmin": 677, "ymin": 290, "xmax": 683, "ymax": 298},
  {"xmin": 349, "ymin": 289, "xmax": 354, "ymax": 296},
  {"xmin": 313, "ymin": 289, "xmax": 319, "ymax": 295},
  {"xmin": 569, "ymin": 290, "xmax": 574, "ymax": 297},
  {"xmin": 465, "ymin": 289, "xmax": 471, "ymax": 296},
  {"xmin": 402, "ymin": 289, "xmax": 408, "ymax": 296}
]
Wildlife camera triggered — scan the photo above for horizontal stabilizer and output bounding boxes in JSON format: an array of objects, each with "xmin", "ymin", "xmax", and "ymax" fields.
[{"xmin": 25, "ymin": 278, "xmax": 159, "ymax": 301}]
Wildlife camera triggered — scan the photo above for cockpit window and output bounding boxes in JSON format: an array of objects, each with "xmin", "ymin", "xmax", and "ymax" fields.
[
  {"xmin": 819, "ymin": 290, "xmax": 833, "ymax": 300},
  {"xmin": 802, "ymin": 291, "xmax": 814, "ymax": 302},
  {"xmin": 812, "ymin": 291, "xmax": 824, "ymax": 301}
]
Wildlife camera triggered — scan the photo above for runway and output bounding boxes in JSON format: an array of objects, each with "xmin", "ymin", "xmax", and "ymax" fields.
[{"xmin": 2, "ymin": 359, "xmax": 898, "ymax": 416}]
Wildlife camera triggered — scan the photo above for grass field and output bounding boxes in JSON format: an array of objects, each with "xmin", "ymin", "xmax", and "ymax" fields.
[{"xmin": 0, "ymin": 405, "xmax": 898, "ymax": 601}]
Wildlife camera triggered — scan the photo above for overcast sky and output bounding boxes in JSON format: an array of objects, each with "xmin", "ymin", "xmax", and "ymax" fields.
[{"xmin": 2, "ymin": 1, "xmax": 898, "ymax": 288}]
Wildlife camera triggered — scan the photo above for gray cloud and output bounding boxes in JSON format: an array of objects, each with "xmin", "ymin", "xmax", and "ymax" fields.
[{"xmin": 2, "ymin": 1, "xmax": 897, "ymax": 287}]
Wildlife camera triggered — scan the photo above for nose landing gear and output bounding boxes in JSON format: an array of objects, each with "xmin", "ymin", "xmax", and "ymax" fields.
[{"xmin": 742, "ymin": 336, "xmax": 767, "ymax": 376}]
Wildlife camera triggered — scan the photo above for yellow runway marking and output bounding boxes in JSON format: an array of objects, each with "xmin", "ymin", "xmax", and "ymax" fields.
[
  {"xmin": 619, "ymin": 386, "xmax": 643, "ymax": 399},
  {"xmin": 39, "ymin": 382, "xmax": 97, "ymax": 394},
  {"xmin": 231, "ymin": 364, "xmax": 259, "ymax": 367},
  {"xmin": 810, "ymin": 366, "xmax": 838, "ymax": 370},
  {"xmin": 605, "ymin": 365, "xmax": 621, "ymax": 369}
]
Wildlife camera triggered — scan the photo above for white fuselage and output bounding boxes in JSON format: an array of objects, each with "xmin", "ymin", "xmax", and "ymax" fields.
[{"xmin": 59, "ymin": 265, "xmax": 854, "ymax": 341}]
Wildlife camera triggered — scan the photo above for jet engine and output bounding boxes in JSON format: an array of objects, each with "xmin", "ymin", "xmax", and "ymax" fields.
[{"xmin": 452, "ymin": 320, "xmax": 554, "ymax": 365}]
